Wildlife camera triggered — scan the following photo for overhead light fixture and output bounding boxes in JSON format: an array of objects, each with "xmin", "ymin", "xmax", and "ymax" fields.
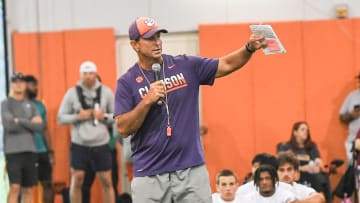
[{"xmin": 335, "ymin": 4, "xmax": 348, "ymax": 19}]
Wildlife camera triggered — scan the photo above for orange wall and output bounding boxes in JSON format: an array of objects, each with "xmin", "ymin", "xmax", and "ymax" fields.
[
  {"xmin": 200, "ymin": 18, "xmax": 360, "ymax": 191},
  {"xmin": 12, "ymin": 18, "xmax": 360, "ymax": 201},
  {"xmin": 13, "ymin": 28, "xmax": 117, "ymax": 203}
]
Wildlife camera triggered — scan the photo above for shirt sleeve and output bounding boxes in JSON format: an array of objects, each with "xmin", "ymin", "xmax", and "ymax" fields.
[
  {"xmin": 1, "ymin": 100, "xmax": 26, "ymax": 133},
  {"xmin": 277, "ymin": 142, "xmax": 291, "ymax": 153},
  {"xmin": 104, "ymin": 87, "xmax": 115, "ymax": 124},
  {"xmin": 18, "ymin": 103, "xmax": 45, "ymax": 132},
  {"xmin": 339, "ymin": 93, "xmax": 352, "ymax": 114},
  {"xmin": 310, "ymin": 143, "xmax": 321, "ymax": 159},
  {"xmin": 187, "ymin": 55, "xmax": 219, "ymax": 86},
  {"xmin": 114, "ymin": 77, "xmax": 134, "ymax": 117},
  {"xmin": 57, "ymin": 88, "xmax": 78, "ymax": 124},
  {"xmin": 40, "ymin": 102, "xmax": 48, "ymax": 124},
  {"xmin": 304, "ymin": 185, "xmax": 316, "ymax": 196}
]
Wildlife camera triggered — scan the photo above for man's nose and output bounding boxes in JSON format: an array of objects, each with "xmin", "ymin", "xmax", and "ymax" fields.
[{"xmin": 155, "ymin": 38, "xmax": 161, "ymax": 45}]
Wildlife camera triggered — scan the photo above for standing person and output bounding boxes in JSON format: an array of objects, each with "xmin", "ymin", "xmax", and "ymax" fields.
[
  {"xmin": 340, "ymin": 72, "xmax": 360, "ymax": 164},
  {"xmin": 114, "ymin": 17, "xmax": 266, "ymax": 203},
  {"xmin": 81, "ymin": 74, "xmax": 119, "ymax": 203},
  {"xmin": 58, "ymin": 61, "xmax": 115, "ymax": 203},
  {"xmin": 1, "ymin": 72, "xmax": 45, "ymax": 203},
  {"xmin": 277, "ymin": 152, "xmax": 325, "ymax": 203},
  {"xmin": 24, "ymin": 74, "xmax": 54, "ymax": 203}
]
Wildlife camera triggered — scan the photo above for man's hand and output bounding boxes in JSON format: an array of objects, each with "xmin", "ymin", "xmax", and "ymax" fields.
[
  {"xmin": 77, "ymin": 109, "xmax": 93, "ymax": 121},
  {"xmin": 94, "ymin": 108, "xmax": 105, "ymax": 120},
  {"xmin": 143, "ymin": 81, "xmax": 166, "ymax": 105},
  {"xmin": 247, "ymin": 34, "xmax": 266, "ymax": 52},
  {"xmin": 49, "ymin": 151, "xmax": 55, "ymax": 165},
  {"xmin": 31, "ymin": 116, "xmax": 42, "ymax": 123}
]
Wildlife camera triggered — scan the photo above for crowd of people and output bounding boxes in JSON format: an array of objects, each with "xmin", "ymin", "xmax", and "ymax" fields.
[
  {"xmin": 213, "ymin": 152, "xmax": 325, "ymax": 203},
  {"xmin": 1, "ymin": 16, "xmax": 360, "ymax": 203},
  {"xmin": 1, "ymin": 64, "xmax": 131, "ymax": 203}
]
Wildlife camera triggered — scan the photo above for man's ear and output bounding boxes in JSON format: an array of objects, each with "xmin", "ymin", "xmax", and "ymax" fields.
[
  {"xmin": 130, "ymin": 40, "xmax": 139, "ymax": 52},
  {"xmin": 216, "ymin": 184, "xmax": 220, "ymax": 192}
]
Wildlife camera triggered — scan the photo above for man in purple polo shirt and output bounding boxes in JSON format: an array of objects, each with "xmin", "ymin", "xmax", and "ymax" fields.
[{"xmin": 114, "ymin": 17, "xmax": 265, "ymax": 203}]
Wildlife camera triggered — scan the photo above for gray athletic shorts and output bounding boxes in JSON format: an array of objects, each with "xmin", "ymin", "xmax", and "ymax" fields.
[{"xmin": 131, "ymin": 164, "xmax": 212, "ymax": 203}]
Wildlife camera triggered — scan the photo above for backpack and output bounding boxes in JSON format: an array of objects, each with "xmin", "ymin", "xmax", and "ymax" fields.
[
  {"xmin": 333, "ymin": 165, "xmax": 356, "ymax": 198},
  {"xmin": 75, "ymin": 85, "xmax": 102, "ymax": 109}
]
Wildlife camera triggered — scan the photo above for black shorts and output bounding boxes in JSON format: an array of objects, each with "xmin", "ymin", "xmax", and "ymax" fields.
[
  {"xmin": 70, "ymin": 143, "xmax": 112, "ymax": 172},
  {"xmin": 37, "ymin": 152, "xmax": 52, "ymax": 182},
  {"xmin": 5, "ymin": 152, "xmax": 38, "ymax": 187}
]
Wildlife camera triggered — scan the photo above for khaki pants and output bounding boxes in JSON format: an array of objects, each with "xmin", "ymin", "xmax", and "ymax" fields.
[{"xmin": 131, "ymin": 164, "xmax": 212, "ymax": 203}]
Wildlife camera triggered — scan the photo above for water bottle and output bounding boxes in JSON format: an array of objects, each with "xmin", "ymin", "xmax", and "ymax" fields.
[{"xmin": 93, "ymin": 103, "xmax": 99, "ymax": 125}]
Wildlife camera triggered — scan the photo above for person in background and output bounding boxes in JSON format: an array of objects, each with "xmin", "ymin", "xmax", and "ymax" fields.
[
  {"xmin": 236, "ymin": 153, "xmax": 292, "ymax": 196},
  {"xmin": 58, "ymin": 61, "xmax": 115, "ymax": 203},
  {"xmin": 245, "ymin": 165, "xmax": 296, "ymax": 203},
  {"xmin": 1, "ymin": 72, "xmax": 45, "ymax": 203},
  {"xmin": 277, "ymin": 152, "xmax": 325, "ymax": 203},
  {"xmin": 340, "ymin": 72, "xmax": 360, "ymax": 164},
  {"xmin": 212, "ymin": 169, "xmax": 241, "ymax": 203},
  {"xmin": 277, "ymin": 121, "xmax": 331, "ymax": 202},
  {"xmin": 81, "ymin": 74, "xmax": 119, "ymax": 203},
  {"xmin": 352, "ymin": 130, "xmax": 360, "ymax": 203},
  {"xmin": 24, "ymin": 74, "xmax": 55, "ymax": 203}
]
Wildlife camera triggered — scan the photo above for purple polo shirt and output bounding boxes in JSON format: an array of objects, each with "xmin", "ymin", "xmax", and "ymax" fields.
[{"xmin": 114, "ymin": 54, "xmax": 218, "ymax": 177}]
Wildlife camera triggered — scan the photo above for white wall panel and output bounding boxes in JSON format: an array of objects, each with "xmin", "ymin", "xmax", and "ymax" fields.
[
  {"xmin": 150, "ymin": 0, "xmax": 227, "ymax": 32},
  {"xmin": 71, "ymin": 0, "xmax": 149, "ymax": 30},
  {"xmin": 227, "ymin": 0, "xmax": 305, "ymax": 23},
  {"xmin": 5, "ymin": 0, "xmax": 360, "ymax": 34},
  {"xmin": 7, "ymin": 0, "xmax": 37, "ymax": 32}
]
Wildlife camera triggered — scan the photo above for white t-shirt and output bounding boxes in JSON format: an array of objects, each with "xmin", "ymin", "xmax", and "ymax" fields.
[
  {"xmin": 236, "ymin": 181, "xmax": 292, "ymax": 196},
  {"xmin": 212, "ymin": 193, "xmax": 246, "ymax": 203},
  {"xmin": 339, "ymin": 89, "xmax": 360, "ymax": 141},
  {"xmin": 244, "ymin": 188, "xmax": 296, "ymax": 203},
  {"xmin": 291, "ymin": 182, "xmax": 315, "ymax": 200}
]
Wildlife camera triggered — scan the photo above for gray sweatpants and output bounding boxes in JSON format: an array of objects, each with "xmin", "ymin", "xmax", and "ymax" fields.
[{"xmin": 131, "ymin": 164, "xmax": 212, "ymax": 203}]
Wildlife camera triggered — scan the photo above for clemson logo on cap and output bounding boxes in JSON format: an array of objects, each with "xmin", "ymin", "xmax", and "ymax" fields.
[
  {"xmin": 136, "ymin": 76, "xmax": 144, "ymax": 83},
  {"xmin": 144, "ymin": 19, "xmax": 155, "ymax": 27}
]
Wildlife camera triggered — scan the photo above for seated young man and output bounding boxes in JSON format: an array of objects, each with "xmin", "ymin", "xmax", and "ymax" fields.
[
  {"xmin": 212, "ymin": 169, "xmax": 241, "ymax": 203},
  {"xmin": 236, "ymin": 153, "xmax": 292, "ymax": 196},
  {"xmin": 277, "ymin": 152, "xmax": 325, "ymax": 203},
  {"xmin": 244, "ymin": 165, "xmax": 296, "ymax": 203}
]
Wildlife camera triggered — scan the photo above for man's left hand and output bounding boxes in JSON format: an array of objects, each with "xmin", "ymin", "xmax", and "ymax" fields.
[
  {"xmin": 49, "ymin": 151, "xmax": 55, "ymax": 165},
  {"xmin": 247, "ymin": 34, "xmax": 266, "ymax": 52}
]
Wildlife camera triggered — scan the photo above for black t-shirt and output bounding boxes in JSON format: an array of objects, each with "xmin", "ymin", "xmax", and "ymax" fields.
[{"xmin": 277, "ymin": 142, "xmax": 320, "ymax": 165}]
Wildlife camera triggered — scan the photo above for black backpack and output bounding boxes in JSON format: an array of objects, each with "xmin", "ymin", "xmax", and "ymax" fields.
[
  {"xmin": 333, "ymin": 165, "xmax": 356, "ymax": 198},
  {"xmin": 75, "ymin": 85, "xmax": 102, "ymax": 109}
]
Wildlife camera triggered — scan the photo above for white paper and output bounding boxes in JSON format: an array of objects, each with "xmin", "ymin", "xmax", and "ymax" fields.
[{"xmin": 249, "ymin": 24, "xmax": 286, "ymax": 55}]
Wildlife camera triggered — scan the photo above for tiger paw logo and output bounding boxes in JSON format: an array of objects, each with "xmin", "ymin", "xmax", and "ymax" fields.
[
  {"xmin": 136, "ymin": 76, "xmax": 144, "ymax": 83},
  {"xmin": 144, "ymin": 18, "xmax": 155, "ymax": 27}
]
